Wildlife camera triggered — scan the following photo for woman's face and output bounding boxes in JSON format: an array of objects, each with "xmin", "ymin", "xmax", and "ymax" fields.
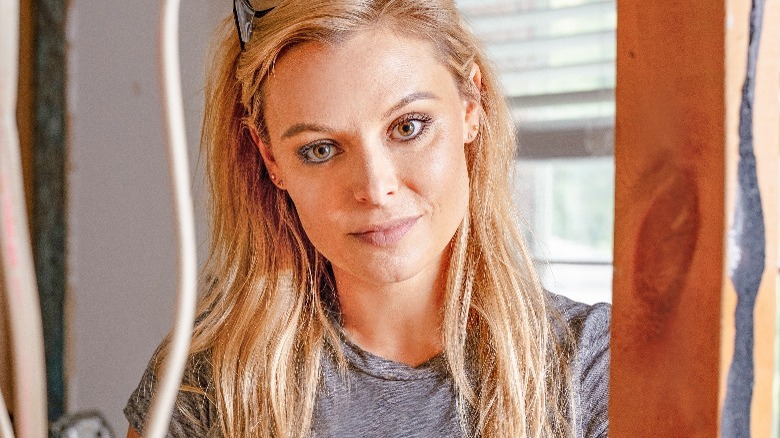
[{"xmin": 258, "ymin": 26, "xmax": 481, "ymax": 287}]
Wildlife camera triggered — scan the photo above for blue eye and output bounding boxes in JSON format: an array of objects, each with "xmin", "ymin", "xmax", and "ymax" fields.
[{"xmin": 299, "ymin": 142, "xmax": 339, "ymax": 163}]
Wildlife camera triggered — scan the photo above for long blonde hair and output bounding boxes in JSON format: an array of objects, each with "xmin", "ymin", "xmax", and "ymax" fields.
[{"xmin": 171, "ymin": 1, "xmax": 574, "ymax": 436}]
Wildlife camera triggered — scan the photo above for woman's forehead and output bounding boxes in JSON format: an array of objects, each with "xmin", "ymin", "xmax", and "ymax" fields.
[{"xmin": 262, "ymin": 27, "xmax": 460, "ymax": 132}]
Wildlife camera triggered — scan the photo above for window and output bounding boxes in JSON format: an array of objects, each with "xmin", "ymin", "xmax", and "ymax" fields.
[{"xmin": 458, "ymin": 0, "xmax": 616, "ymax": 304}]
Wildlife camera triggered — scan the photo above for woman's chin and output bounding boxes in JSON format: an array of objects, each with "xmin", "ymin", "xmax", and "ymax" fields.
[{"xmin": 333, "ymin": 250, "xmax": 445, "ymax": 288}]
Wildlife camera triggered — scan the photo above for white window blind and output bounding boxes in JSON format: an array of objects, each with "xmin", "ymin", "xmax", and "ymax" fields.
[
  {"xmin": 458, "ymin": 0, "xmax": 616, "ymax": 158},
  {"xmin": 458, "ymin": 0, "xmax": 616, "ymax": 303}
]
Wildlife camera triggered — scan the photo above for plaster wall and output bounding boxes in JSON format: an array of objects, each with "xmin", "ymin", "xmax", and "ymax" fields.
[{"xmin": 66, "ymin": 1, "xmax": 221, "ymax": 432}]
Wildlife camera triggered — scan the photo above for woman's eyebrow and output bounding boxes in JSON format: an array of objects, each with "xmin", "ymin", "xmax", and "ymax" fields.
[
  {"xmin": 383, "ymin": 91, "xmax": 439, "ymax": 118},
  {"xmin": 281, "ymin": 122, "xmax": 333, "ymax": 140},
  {"xmin": 280, "ymin": 92, "xmax": 440, "ymax": 140}
]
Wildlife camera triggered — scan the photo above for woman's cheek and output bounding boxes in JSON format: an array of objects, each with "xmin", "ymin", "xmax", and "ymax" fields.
[
  {"xmin": 288, "ymin": 184, "xmax": 337, "ymax": 250},
  {"xmin": 417, "ymin": 129, "xmax": 469, "ymax": 205}
]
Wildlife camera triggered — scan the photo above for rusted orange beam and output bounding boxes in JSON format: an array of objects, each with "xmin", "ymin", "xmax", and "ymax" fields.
[{"xmin": 611, "ymin": 0, "xmax": 778, "ymax": 436}]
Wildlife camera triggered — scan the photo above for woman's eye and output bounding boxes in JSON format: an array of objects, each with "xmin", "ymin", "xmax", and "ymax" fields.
[
  {"xmin": 391, "ymin": 119, "xmax": 424, "ymax": 140},
  {"xmin": 299, "ymin": 142, "xmax": 338, "ymax": 163}
]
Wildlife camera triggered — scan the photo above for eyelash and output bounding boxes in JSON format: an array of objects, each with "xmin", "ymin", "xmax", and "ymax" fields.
[
  {"xmin": 389, "ymin": 113, "xmax": 433, "ymax": 142},
  {"xmin": 296, "ymin": 113, "xmax": 434, "ymax": 164},
  {"xmin": 298, "ymin": 141, "xmax": 341, "ymax": 164}
]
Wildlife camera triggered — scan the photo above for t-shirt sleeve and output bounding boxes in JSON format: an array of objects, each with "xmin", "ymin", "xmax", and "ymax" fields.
[
  {"xmin": 124, "ymin": 350, "xmax": 217, "ymax": 437},
  {"xmin": 548, "ymin": 293, "xmax": 610, "ymax": 438},
  {"xmin": 572, "ymin": 302, "xmax": 610, "ymax": 438}
]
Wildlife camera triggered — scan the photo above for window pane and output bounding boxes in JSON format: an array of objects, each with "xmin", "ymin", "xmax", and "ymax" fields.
[
  {"xmin": 459, "ymin": 0, "xmax": 616, "ymax": 304},
  {"xmin": 459, "ymin": 0, "xmax": 616, "ymax": 142},
  {"xmin": 515, "ymin": 158, "xmax": 614, "ymax": 304}
]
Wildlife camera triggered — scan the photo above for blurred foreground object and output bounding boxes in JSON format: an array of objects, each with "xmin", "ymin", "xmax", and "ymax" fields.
[
  {"xmin": 50, "ymin": 412, "xmax": 113, "ymax": 438},
  {"xmin": 141, "ymin": 0, "xmax": 198, "ymax": 437},
  {"xmin": 0, "ymin": 0, "xmax": 48, "ymax": 435}
]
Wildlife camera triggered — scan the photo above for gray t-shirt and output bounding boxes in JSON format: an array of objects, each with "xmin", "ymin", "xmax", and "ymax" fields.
[{"xmin": 124, "ymin": 293, "xmax": 610, "ymax": 437}]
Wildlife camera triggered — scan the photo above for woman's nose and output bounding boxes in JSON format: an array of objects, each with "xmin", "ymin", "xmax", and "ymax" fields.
[{"xmin": 351, "ymin": 144, "xmax": 399, "ymax": 205}]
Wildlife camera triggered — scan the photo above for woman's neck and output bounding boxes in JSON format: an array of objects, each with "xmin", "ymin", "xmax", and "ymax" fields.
[{"xmin": 333, "ymin": 259, "xmax": 447, "ymax": 367}]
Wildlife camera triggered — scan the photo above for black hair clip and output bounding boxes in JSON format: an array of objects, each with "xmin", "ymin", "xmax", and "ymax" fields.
[{"xmin": 233, "ymin": 0, "xmax": 275, "ymax": 50}]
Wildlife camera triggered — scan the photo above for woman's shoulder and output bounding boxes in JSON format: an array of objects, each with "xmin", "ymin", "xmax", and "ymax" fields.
[
  {"xmin": 124, "ymin": 347, "xmax": 218, "ymax": 437},
  {"xmin": 546, "ymin": 291, "xmax": 610, "ymax": 376},
  {"xmin": 547, "ymin": 291, "xmax": 610, "ymax": 438},
  {"xmin": 548, "ymin": 292, "xmax": 610, "ymax": 336},
  {"xmin": 547, "ymin": 291, "xmax": 610, "ymax": 320}
]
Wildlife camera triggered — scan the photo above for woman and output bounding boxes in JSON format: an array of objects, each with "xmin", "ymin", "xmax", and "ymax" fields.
[{"xmin": 125, "ymin": 0, "xmax": 610, "ymax": 436}]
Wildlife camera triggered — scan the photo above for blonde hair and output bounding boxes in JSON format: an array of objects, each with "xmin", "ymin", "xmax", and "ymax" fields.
[{"xmin": 168, "ymin": 1, "xmax": 575, "ymax": 436}]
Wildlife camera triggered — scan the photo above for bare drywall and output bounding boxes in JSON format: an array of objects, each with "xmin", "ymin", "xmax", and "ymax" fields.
[{"xmin": 66, "ymin": 0, "xmax": 221, "ymax": 432}]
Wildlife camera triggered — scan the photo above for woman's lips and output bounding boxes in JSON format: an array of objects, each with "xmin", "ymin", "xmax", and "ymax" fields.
[{"xmin": 350, "ymin": 216, "xmax": 421, "ymax": 247}]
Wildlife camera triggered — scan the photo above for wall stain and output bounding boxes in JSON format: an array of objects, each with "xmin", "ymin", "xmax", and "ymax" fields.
[{"xmin": 632, "ymin": 169, "xmax": 700, "ymax": 342}]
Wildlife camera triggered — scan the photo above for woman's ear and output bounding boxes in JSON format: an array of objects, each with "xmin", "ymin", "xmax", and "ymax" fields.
[
  {"xmin": 463, "ymin": 63, "xmax": 483, "ymax": 144},
  {"xmin": 248, "ymin": 124, "xmax": 285, "ymax": 189}
]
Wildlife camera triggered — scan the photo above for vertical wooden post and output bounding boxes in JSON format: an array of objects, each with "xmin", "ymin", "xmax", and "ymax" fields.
[{"xmin": 611, "ymin": 0, "xmax": 778, "ymax": 436}]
